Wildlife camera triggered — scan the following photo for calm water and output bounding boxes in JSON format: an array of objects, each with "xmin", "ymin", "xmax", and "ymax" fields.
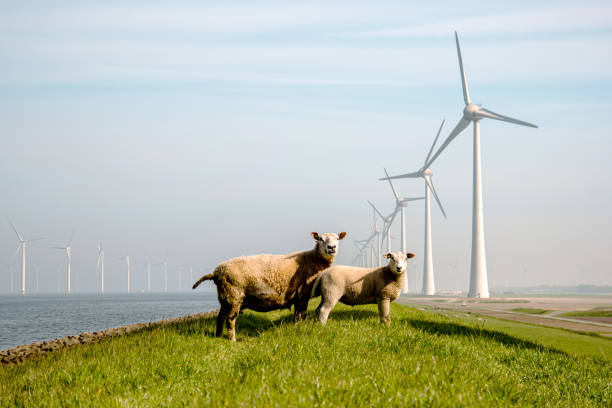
[{"xmin": 0, "ymin": 292, "xmax": 219, "ymax": 350}]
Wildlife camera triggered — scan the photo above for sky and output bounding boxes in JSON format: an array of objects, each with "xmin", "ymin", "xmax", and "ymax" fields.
[{"xmin": 1, "ymin": 0, "xmax": 611, "ymax": 294}]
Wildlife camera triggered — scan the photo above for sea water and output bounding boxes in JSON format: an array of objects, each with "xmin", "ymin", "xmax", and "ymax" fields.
[{"xmin": 0, "ymin": 292, "xmax": 218, "ymax": 350}]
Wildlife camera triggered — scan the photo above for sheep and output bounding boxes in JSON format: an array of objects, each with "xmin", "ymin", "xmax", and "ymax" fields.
[
  {"xmin": 192, "ymin": 231, "xmax": 346, "ymax": 341},
  {"xmin": 312, "ymin": 251, "xmax": 415, "ymax": 326}
]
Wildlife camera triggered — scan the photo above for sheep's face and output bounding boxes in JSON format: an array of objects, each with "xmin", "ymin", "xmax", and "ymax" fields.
[
  {"xmin": 385, "ymin": 251, "xmax": 415, "ymax": 275},
  {"xmin": 312, "ymin": 231, "xmax": 347, "ymax": 259}
]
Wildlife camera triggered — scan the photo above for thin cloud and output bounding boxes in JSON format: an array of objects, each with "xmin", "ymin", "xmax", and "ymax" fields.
[{"xmin": 348, "ymin": 3, "xmax": 612, "ymax": 38}]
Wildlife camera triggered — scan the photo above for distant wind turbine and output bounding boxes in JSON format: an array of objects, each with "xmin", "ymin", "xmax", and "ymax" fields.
[
  {"xmin": 381, "ymin": 170, "xmax": 424, "ymax": 293},
  {"xmin": 426, "ymin": 32, "xmax": 538, "ymax": 298},
  {"xmin": 367, "ymin": 200, "xmax": 399, "ymax": 255},
  {"xmin": 154, "ymin": 260, "xmax": 168, "ymax": 292},
  {"xmin": 51, "ymin": 231, "xmax": 74, "ymax": 295},
  {"xmin": 380, "ymin": 120, "xmax": 447, "ymax": 296},
  {"xmin": 116, "ymin": 256, "xmax": 131, "ymax": 293},
  {"xmin": 8, "ymin": 219, "xmax": 44, "ymax": 296},
  {"xmin": 96, "ymin": 242, "xmax": 105, "ymax": 294},
  {"xmin": 144, "ymin": 257, "xmax": 155, "ymax": 293}
]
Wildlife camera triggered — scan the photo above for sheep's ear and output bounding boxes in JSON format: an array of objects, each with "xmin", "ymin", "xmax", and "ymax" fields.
[
  {"xmin": 338, "ymin": 232, "xmax": 347, "ymax": 240},
  {"xmin": 406, "ymin": 253, "xmax": 415, "ymax": 259},
  {"xmin": 311, "ymin": 232, "xmax": 321, "ymax": 241},
  {"xmin": 384, "ymin": 253, "xmax": 392, "ymax": 259}
]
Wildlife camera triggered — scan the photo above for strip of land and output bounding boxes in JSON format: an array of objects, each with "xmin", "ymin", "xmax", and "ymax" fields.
[{"xmin": 0, "ymin": 310, "xmax": 217, "ymax": 366}]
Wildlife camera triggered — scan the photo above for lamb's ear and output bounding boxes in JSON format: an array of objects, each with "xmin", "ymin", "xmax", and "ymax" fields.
[
  {"xmin": 311, "ymin": 232, "xmax": 321, "ymax": 241},
  {"xmin": 406, "ymin": 253, "xmax": 415, "ymax": 259},
  {"xmin": 384, "ymin": 253, "xmax": 392, "ymax": 259},
  {"xmin": 338, "ymin": 232, "xmax": 347, "ymax": 240}
]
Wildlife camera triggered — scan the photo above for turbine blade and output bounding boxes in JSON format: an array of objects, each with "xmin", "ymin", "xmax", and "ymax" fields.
[
  {"xmin": 424, "ymin": 119, "xmax": 445, "ymax": 166},
  {"xmin": 13, "ymin": 244, "xmax": 21, "ymax": 258},
  {"xmin": 455, "ymin": 31, "xmax": 470, "ymax": 105},
  {"xmin": 383, "ymin": 168, "xmax": 400, "ymax": 201},
  {"xmin": 378, "ymin": 171, "xmax": 421, "ymax": 181},
  {"xmin": 425, "ymin": 176, "xmax": 447, "ymax": 218},
  {"xmin": 479, "ymin": 107, "xmax": 538, "ymax": 128},
  {"xmin": 27, "ymin": 237, "xmax": 45, "ymax": 242},
  {"xmin": 402, "ymin": 197, "xmax": 425, "ymax": 202},
  {"xmin": 426, "ymin": 117, "xmax": 470, "ymax": 167},
  {"xmin": 67, "ymin": 230, "xmax": 75, "ymax": 247},
  {"xmin": 50, "ymin": 246, "xmax": 66, "ymax": 250},
  {"xmin": 96, "ymin": 254, "xmax": 101, "ymax": 274},
  {"xmin": 367, "ymin": 200, "xmax": 386, "ymax": 221},
  {"xmin": 7, "ymin": 219, "xmax": 24, "ymax": 242}
]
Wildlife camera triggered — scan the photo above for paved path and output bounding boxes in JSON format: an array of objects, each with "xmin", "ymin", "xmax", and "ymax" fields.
[{"xmin": 397, "ymin": 296, "xmax": 612, "ymax": 336}]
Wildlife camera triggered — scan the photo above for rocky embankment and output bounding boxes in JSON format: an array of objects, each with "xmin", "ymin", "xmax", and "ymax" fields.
[{"xmin": 1, "ymin": 310, "xmax": 218, "ymax": 366}]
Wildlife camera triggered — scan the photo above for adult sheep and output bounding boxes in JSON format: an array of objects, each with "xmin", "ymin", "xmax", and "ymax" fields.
[
  {"xmin": 192, "ymin": 231, "xmax": 346, "ymax": 341},
  {"xmin": 311, "ymin": 251, "xmax": 414, "ymax": 326}
]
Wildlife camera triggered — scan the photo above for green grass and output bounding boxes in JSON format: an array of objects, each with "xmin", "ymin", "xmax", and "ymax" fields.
[
  {"xmin": 431, "ymin": 309, "xmax": 612, "ymax": 359},
  {"xmin": 511, "ymin": 308, "xmax": 552, "ymax": 315},
  {"xmin": 1, "ymin": 304, "xmax": 610, "ymax": 407},
  {"xmin": 559, "ymin": 309, "xmax": 612, "ymax": 318}
]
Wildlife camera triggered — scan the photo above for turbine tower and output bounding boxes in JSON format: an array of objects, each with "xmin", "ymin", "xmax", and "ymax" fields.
[
  {"xmin": 145, "ymin": 257, "xmax": 154, "ymax": 293},
  {"xmin": 427, "ymin": 32, "xmax": 537, "ymax": 298},
  {"xmin": 51, "ymin": 231, "xmax": 74, "ymax": 295},
  {"xmin": 380, "ymin": 120, "xmax": 447, "ymax": 295},
  {"xmin": 381, "ymin": 170, "xmax": 424, "ymax": 293},
  {"xmin": 96, "ymin": 242, "xmax": 105, "ymax": 294},
  {"xmin": 8, "ymin": 219, "xmax": 43, "ymax": 296},
  {"xmin": 116, "ymin": 256, "xmax": 131, "ymax": 293},
  {"xmin": 154, "ymin": 260, "xmax": 168, "ymax": 292}
]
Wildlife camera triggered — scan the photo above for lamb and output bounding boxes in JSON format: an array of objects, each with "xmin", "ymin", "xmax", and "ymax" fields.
[
  {"xmin": 312, "ymin": 251, "xmax": 415, "ymax": 326},
  {"xmin": 192, "ymin": 231, "xmax": 346, "ymax": 341}
]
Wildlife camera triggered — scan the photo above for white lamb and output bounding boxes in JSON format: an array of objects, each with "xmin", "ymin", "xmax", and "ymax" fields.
[{"xmin": 312, "ymin": 251, "xmax": 415, "ymax": 325}]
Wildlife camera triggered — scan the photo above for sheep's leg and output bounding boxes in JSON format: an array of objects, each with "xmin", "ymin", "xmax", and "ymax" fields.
[
  {"xmin": 377, "ymin": 298, "xmax": 391, "ymax": 326},
  {"xmin": 227, "ymin": 302, "xmax": 242, "ymax": 342},
  {"xmin": 216, "ymin": 303, "xmax": 231, "ymax": 337},
  {"xmin": 293, "ymin": 298, "xmax": 309, "ymax": 323}
]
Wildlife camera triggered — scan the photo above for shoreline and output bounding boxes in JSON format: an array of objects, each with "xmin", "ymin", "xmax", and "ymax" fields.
[{"xmin": 1, "ymin": 309, "xmax": 219, "ymax": 366}]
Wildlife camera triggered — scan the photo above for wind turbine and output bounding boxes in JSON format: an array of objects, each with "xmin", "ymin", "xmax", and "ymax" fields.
[
  {"xmin": 427, "ymin": 32, "xmax": 538, "ymax": 298},
  {"xmin": 367, "ymin": 200, "xmax": 399, "ymax": 255},
  {"xmin": 154, "ymin": 260, "xmax": 168, "ymax": 292},
  {"xmin": 51, "ymin": 231, "xmax": 74, "ymax": 295},
  {"xmin": 8, "ymin": 220, "xmax": 44, "ymax": 296},
  {"xmin": 380, "ymin": 171, "xmax": 424, "ymax": 293},
  {"xmin": 96, "ymin": 242, "xmax": 105, "ymax": 294},
  {"xmin": 380, "ymin": 120, "xmax": 447, "ymax": 295},
  {"xmin": 144, "ymin": 257, "xmax": 155, "ymax": 293},
  {"xmin": 116, "ymin": 256, "xmax": 131, "ymax": 293},
  {"xmin": 9, "ymin": 265, "xmax": 14, "ymax": 294}
]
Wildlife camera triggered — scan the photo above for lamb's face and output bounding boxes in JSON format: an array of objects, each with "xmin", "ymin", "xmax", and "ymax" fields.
[
  {"xmin": 385, "ymin": 251, "xmax": 415, "ymax": 275},
  {"xmin": 311, "ymin": 231, "xmax": 347, "ymax": 259}
]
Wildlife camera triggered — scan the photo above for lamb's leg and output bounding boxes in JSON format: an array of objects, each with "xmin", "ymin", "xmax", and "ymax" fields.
[
  {"xmin": 216, "ymin": 303, "xmax": 231, "ymax": 337},
  {"xmin": 318, "ymin": 290, "xmax": 341, "ymax": 325},
  {"xmin": 226, "ymin": 302, "xmax": 242, "ymax": 342},
  {"xmin": 377, "ymin": 298, "xmax": 391, "ymax": 326}
]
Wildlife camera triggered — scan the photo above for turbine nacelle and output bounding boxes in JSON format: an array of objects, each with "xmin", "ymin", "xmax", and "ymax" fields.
[
  {"xmin": 463, "ymin": 103, "xmax": 482, "ymax": 121},
  {"xmin": 422, "ymin": 168, "xmax": 433, "ymax": 177}
]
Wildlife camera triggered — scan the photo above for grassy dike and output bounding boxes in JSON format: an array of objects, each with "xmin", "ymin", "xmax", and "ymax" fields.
[{"xmin": 1, "ymin": 303, "xmax": 610, "ymax": 407}]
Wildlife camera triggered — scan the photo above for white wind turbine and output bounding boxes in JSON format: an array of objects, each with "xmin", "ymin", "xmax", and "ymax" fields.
[
  {"xmin": 8, "ymin": 219, "xmax": 44, "ymax": 296},
  {"xmin": 367, "ymin": 200, "xmax": 399, "ymax": 255},
  {"xmin": 381, "ymin": 171, "xmax": 424, "ymax": 293},
  {"xmin": 116, "ymin": 256, "xmax": 131, "ymax": 293},
  {"xmin": 51, "ymin": 231, "xmax": 74, "ymax": 295},
  {"xmin": 154, "ymin": 260, "xmax": 168, "ymax": 292},
  {"xmin": 96, "ymin": 242, "xmax": 105, "ymax": 294},
  {"xmin": 144, "ymin": 257, "xmax": 154, "ymax": 293},
  {"xmin": 380, "ymin": 120, "xmax": 447, "ymax": 296},
  {"xmin": 427, "ymin": 32, "xmax": 538, "ymax": 298}
]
